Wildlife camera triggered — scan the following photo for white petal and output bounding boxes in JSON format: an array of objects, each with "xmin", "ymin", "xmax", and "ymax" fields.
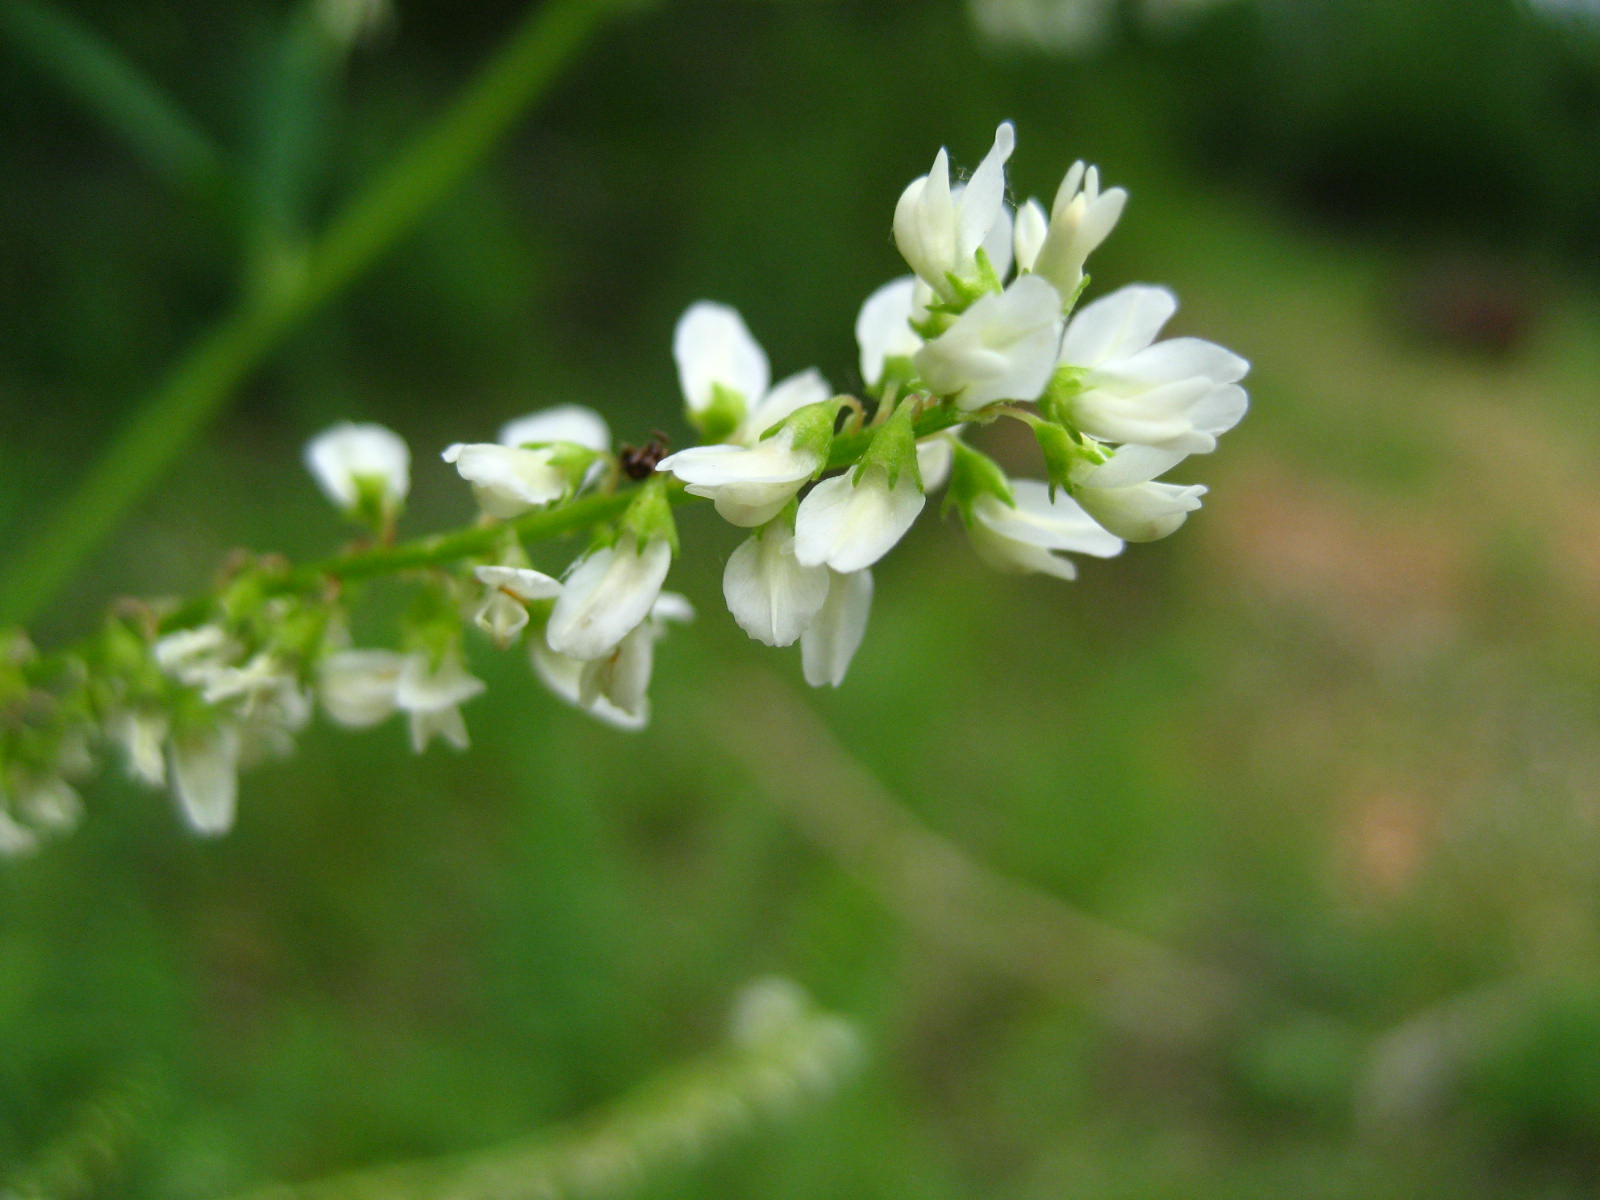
[
  {"xmin": 893, "ymin": 150, "xmax": 956, "ymax": 288},
  {"xmin": 394, "ymin": 652, "xmax": 485, "ymax": 713},
  {"xmin": 319, "ymin": 648, "xmax": 405, "ymax": 727},
  {"xmin": 658, "ymin": 435, "xmax": 817, "ymax": 487},
  {"xmin": 801, "ymin": 569, "xmax": 873, "ymax": 688},
  {"xmin": 305, "ymin": 422, "xmax": 410, "ymax": 511},
  {"xmin": 914, "ymin": 275, "xmax": 1063, "ymax": 410},
  {"xmin": 1061, "ymin": 284, "xmax": 1176, "ymax": 368},
  {"xmin": 745, "ymin": 369, "xmax": 831, "ymax": 440},
  {"xmin": 1072, "ymin": 443, "xmax": 1188, "ymax": 489},
  {"xmin": 474, "ymin": 565, "xmax": 563, "ymax": 601},
  {"xmin": 577, "ymin": 621, "xmax": 654, "ymax": 719},
  {"xmin": 546, "ymin": 535, "xmax": 672, "ymax": 660},
  {"xmin": 1077, "ymin": 479, "xmax": 1206, "ymax": 542},
  {"xmin": 793, "ymin": 467, "xmax": 925, "ymax": 573},
  {"xmin": 169, "ymin": 724, "xmax": 241, "ymax": 836},
  {"xmin": 674, "ymin": 302, "xmax": 769, "ymax": 413},
  {"xmin": 955, "ymin": 122, "xmax": 1015, "ymax": 263},
  {"xmin": 530, "ymin": 640, "xmax": 648, "ymax": 731},
  {"xmin": 1013, "ymin": 198, "xmax": 1049, "ymax": 273},
  {"xmin": 723, "ymin": 528, "xmax": 830, "ymax": 647},
  {"xmin": 855, "ymin": 276, "xmax": 923, "ymax": 386},
  {"xmin": 498, "ymin": 404, "xmax": 611, "ymax": 452},
  {"xmin": 916, "ymin": 434, "xmax": 956, "ymax": 493},
  {"xmin": 969, "ymin": 481, "xmax": 1124, "ymax": 578},
  {"xmin": 443, "ymin": 443, "xmax": 567, "ymax": 517}
]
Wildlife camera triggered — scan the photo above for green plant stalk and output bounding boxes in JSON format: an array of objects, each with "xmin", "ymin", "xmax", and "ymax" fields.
[
  {"xmin": 0, "ymin": 0, "xmax": 231, "ymax": 198},
  {"xmin": 0, "ymin": 0, "xmax": 640, "ymax": 630}
]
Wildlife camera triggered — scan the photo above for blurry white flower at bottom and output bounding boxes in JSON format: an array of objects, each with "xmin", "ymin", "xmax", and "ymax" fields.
[
  {"xmin": 319, "ymin": 648, "xmax": 407, "ymax": 727},
  {"xmin": 395, "ymin": 652, "xmax": 486, "ymax": 753},
  {"xmin": 532, "ymin": 593, "xmax": 693, "ymax": 729},
  {"xmin": 968, "ymin": 479, "xmax": 1124, "ymax": 579},
  {"xmin": 473, "ymin": 565, "xmax": 563, "ymax": 649},
  {"xmin": 801, "ymin": 569, "xmax": 873, "ymax": 688},
  {"xmin": 169, "ymin": 722, "xmax": 242, "ymax": 836}
]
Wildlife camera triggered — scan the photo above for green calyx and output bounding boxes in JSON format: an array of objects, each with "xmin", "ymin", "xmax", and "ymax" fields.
[
  {"xmin": 770, "ymin": 398, "xmax": 846, "ymax": 472},
  {"xmin": 945, "ymin": 438, "xmax": 1014, "ymax": 523},
  {"xmin": 619, "ymin": 474, "xmax": 679, "ymax": 555},
  {"xmin": 691, "ymin": 382, "xmax": 748, "ymax": 444},
  {"xmin": 1040, "ymin": 365, "xmax": 1086, "ymax": 430},
  {"xmin": 854, "ymin": 403, "xmax": 921, "ymax": 491},
  {"xmin": 348, "ymin": 472, "xmax": 401, "ymax": 533}
]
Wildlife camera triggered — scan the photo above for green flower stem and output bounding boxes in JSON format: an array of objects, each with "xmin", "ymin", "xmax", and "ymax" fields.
[
  {"xmin": 219, "ymin": 986, "xmax": 860, "ymax": 1200},
  {"xmin": 0, "ymin": 0, "xmax": 641, "ymax": 630},
  {"xmin": 0, "ymin": 0, "xmax": 232, "ymax": 200},
  {"xmin": 825, "ymin": 402, "xmax": 967, "ymax": 471}
]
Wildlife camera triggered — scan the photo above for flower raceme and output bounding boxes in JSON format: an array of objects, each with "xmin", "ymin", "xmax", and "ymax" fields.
[{"xmin": 0, "ymin": 121, "xmax": 1248, "ymax": 854}]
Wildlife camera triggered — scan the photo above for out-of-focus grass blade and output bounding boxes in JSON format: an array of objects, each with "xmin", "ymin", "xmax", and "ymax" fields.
[{"xmin": 0, "ymin": 0, "xmax": 232, "ymax": 201}]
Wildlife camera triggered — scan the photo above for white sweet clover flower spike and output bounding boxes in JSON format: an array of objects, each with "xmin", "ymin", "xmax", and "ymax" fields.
[
  {"xmin": 394, "ymin": 651, "xmax": 486, "ymax": 753},
  {"xmin": 968, "ymin": 479, "xmax": 1125, "ymax": 580},
  {"xmin": 318, "ymin": 648, "xmax": 407, "ymax": 727},
  {"xmin": 168, "ymin": 722, "xmax": 241, "ymax": 836},
  {"xmin": 473, "ymin": 565, "xmax": 563, "ymax": 649},
  {"xmin": 894, "ymin": 122, "xmax": 1015, "ymax": 301},
  {"xmin": 546, "ymin": 531, "xmax": 673, "ymax": 661},
  {"xmin": 1028, "ymin": 161, "xmax": 1128, "ymax": 302},
  {"xmin": 914, "ymin": 274, "xmax": 1064, "ymax": 411},
  {"xmin": 723, "ymin": 520, "xmax": 830, "ymax": 648},
  {"xmin": 800, "ymin": 568, "xmax": 873, "ymax": 688},
  {"xmin": 855, "ymin": 276, "xmax": 925, "ymax": 389},
  {"xmin": 1057, "ymin": 284, "xmax": 1249, "ymax": 455},
  {"xmin": 1070, "ymin": 443, "xmax": 1206, "ymax": 542},
  {"xmin": 304, "ymin": 421, "xmax": 410, "ymax": 525},
  {"xmin": 794, "ymin": 406, "xmax": 925, "ymax": 574}
]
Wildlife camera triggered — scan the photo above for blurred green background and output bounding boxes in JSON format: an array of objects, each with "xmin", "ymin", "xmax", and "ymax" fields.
[{"xmin": 5, "ymin": 0, "xmax": 1600, "ymax": 1195}]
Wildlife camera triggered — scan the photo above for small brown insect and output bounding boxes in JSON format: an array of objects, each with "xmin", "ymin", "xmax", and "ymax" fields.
[{"xmin": 619, "ymin": 431, "xmax": 671, "ymax": 480}]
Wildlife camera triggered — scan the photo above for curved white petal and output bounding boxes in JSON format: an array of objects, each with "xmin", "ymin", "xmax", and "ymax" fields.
[
  {"xmin": 893, "ymin": 149, "xmax": 956, "ymax": 289},
  {"xmin": 546, "ymin": 535, "xmax": 672, "ymax": 660},
  {"xmin": 745, "ymin": 368, "xmax": 831, "ymax": 440},
  {"xmin": 956, "ymin": 122, "xmax": 1015, "ymax": 263},
  {"xmin": 916, "ymin": 434, "xmax": 956, "ymax": 493},
  {"xmin": 674, "ymin": 302, "xmax": 769, "ymax": 413},
  {"xmin": 169, "ymin": 724, "xmax": 241, "ymax": 836},
  {"xmin": 801, "ymin": 569, "xmax": 873, "ymax": 688},
  {"xmin": 1060, "ymin": 284, "xmax": 1176, "ymax": 368},
  {"xmin": 1076, "ymin": 479, "xmax": 1206, "ymax": 542},
  {"xmin": 969, "ymin": 481, "xmax": 1123, "ymax": 578},
  {"xmin": 723, "ymin": 528, "xmax": 830, "ymax": 647},
  {"xmin": 319, "ymin": 648, "xmax": 405, "ymax": 727},
  {"xmin": 530, "ymin": 640, "xmax": 648, "ymax": 731},
  {"xmin": 1013, "ymin": 198, "xmax": 1049, "ymax": 274},
  {"xmin": 855, "ymin": 276, "xmax": 923, "ymax": 387},
  {"xmin": 498, "ymin": 404, "xmax": 611, "ymax": 452},
  {"xmin": 443, "ymin": 443, "xmax": 567, "ymax": 517},
  {"xmin": 793, "ymin": 467, "xmax": 925, "ymax": 573}
]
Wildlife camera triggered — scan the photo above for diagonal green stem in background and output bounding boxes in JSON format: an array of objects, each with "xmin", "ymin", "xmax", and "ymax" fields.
[
  {"xmin": 0, "ymin": 0, "xmax": 644, "ymax": 629},
  {"xmin": 0, "ymin": 0, "xmax": 232, "ymax": 199}
]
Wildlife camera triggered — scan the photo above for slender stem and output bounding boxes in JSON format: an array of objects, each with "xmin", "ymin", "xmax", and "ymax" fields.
[
  {"xmin": 0, "ymin": 0, "xmax": 638, "ymax": 629},
  {"xmin": 0, "ymin": 0, "xmax": 231, "ymax": 199}
]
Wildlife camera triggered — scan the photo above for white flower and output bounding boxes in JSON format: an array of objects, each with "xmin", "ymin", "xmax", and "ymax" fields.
[
  {"xmin": 913, "ymin": 275, "xmax": 1063, "ymax": 410},
  {"xmin": 916, "ymin": 434, "xmax": 956, "ymax": 493},
  {"xmin": 473, "ymin": 565, "xmax": 563, "ymax": 648},
  {"xmin": 855, "ymin": 276, "xmax": 926, "ymax": 388},
  {"xmin": 657, "ymin": 427, "xmax": 820, "ymax": 528},
  {"xmin": 0, "ymin": 808, "xmax": 38, "ymax": 857},
  {"xmin": 675, "ymin": 302, "xmax": 770, "ymax": 420},
  {"xmin": 546, "ymin": 533, "xmax": 673, "ymax": 661},
  {"xmin": 893, "ymin": 122, "xmax": 1015, "ymax": 299},
  {"xmin": 1027, "ymin": 161, "xmax": 1127, "ymax": 299},
  {"xmin": 169, "ymin": 722, "xmax": 241, "ymax": 836},
  {"xmin": 738, "ymin": 368, "xmax": 831, "ymax": 444},
  {"xmin": 531, "ymin": 593, "xmax": 692, "ymax": 730},
  {"xmin": 1013, "ymin": 197, "xmax": 1049, "ymax": 274},
  {"xmin": 1071, "ymin": 443, "xmax": 1206, "ymax": 542},
  {"xmin": 153, "ymin": 625, "xmax": 237, "ymax": 688},
  {"xmin": 794, "ymin": 465, "xmax": 925, "ymax": 574},
  {"xmin": 723, "ymin": 524, "xmax": 830, "ymax": 647},
  {"xmin": 442, "ymin": 405, "xmax": 611, "ymax": 519},
  {"xmin": 968, "ymin": 479, "xmax": 1124, "ymax": 579},
  {"xmin": 801, "ymin": 569, "xmax": 873, "ymax": 688},
  {"xmin": 111, "ymin": 708, "xmax": 169, "ymax": 787},
  {"xmin": 1059, "ymin": 285, "xmax": 1248, "ymax": 454},
  {"xmin": 304, "ymin": 422, "xmax": 410, "ymax": 518},
  {"xmin": 318, "ymin": 648, "xmax": 406, "ymax": 727},
  {"xmin": 394, "ymin": 651, "xmax": 486, "ymax": 753}
]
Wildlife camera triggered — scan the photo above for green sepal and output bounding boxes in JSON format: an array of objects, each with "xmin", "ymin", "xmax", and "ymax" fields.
[
  {"xmin": 1061, "ymin": 271, "xmax": 1093, "ymax": 316},
  {"xmin": 349, "ymin": 472, "xmax": 401, "ymax": 533},
  {"xmin": 1030, "ymin": 420, "xmax": 1083, "ymax": 501},
  {"xmin": 872, "ymin": 354, "xmax": 920, "ymax": 399},
  {"xmin": 854, "ymin": 403, "xmax": 921, "ymax": 491},
  {"xmin": 619, "ymin": 474, "xmax": 679, "ymax": 556},
  {"xmin": 691, "ymin": 382, "xmax": 747, "ymax": 443},
  {"xmin": 767, "ymin": 398, "xmax": 845, "ymax": 471},
  {"xmin": 1039, "ymin": 365, "xmax": 1086, "ymax": 431},
  {"xmin": 944, "ymin": 438, "xmax": 1014, "ymax": 524}
]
